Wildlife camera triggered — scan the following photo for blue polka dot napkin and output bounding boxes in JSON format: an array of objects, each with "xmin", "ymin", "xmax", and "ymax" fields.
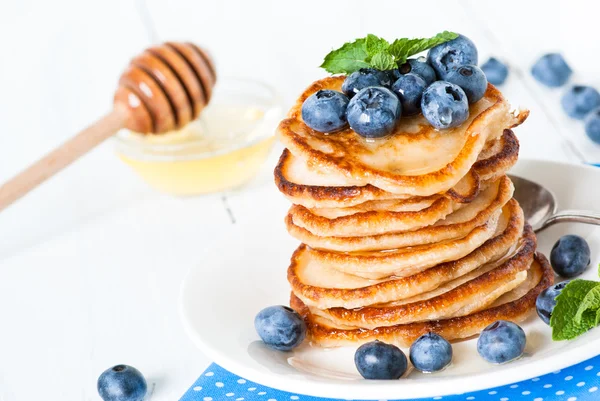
[{"xmin": 180, "ymin": 355, "xmax": 600, "ymax": 401}]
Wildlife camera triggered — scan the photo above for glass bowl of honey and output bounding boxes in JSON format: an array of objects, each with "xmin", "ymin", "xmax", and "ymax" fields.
[{"xmin": 114, "ymin": 77, "xmax": 283, "ymax": 195}]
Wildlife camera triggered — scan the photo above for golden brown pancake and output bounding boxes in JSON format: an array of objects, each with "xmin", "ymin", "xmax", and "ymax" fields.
[{"xmin": 290, "ymin": 252, "xmax": 553, "ymax": 348}]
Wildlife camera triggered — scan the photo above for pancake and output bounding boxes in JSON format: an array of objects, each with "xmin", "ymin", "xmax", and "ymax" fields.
[
  {"xmin": 286, "ymin": 176, "xmax": 513, "ymax": 251},
  {"xmin": 275, "ymin": 129, "xmax": 520, "ymax": 209},
  {"xmin": 309, "ymin": 225, "xmax": 535, "ymax": 329},
  {"xmin": 290, "ymin": 252, "xmax": 553, "ymax": 348},
  {"xmin": 288, "ymin": 199, "xmax": 524, "ymax": 309},
  {"xmin": 278, "ymin": 76, "xmax": 528, "ymax": 196}
]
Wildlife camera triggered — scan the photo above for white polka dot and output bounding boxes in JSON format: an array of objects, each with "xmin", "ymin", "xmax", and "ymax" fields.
[
  {"xmin": 467, "ymin": 397, "xmax": 475, "ymax": 400},
  {"xmin": 565, "ymin": 375, "xmax": 573, "ymax": 381},
  {"xmin": 258, "ymin": 393, "xmax": 266, "ymax": 396},
  {"xmin": 544, "ymin": 384, "xmax": 553, "ymax": 388},
  {"xmin": 226, "ymin": 394, "xmax": 234, "ymax": 397},
  {"xmin": 510, "ymin": 384, "xmax": 519, "ymax": 388},
  {"xmin": 248, "ymin": 388, "xmax": 256, "ymax": 392},
  {"xmin": 532, "ymin": 377, "xmax": 540, "ymax": 382},
  {"xmin": 500, "ymin": 398, "xmax": 509, "ymax": 401},
  {"xmin": 577, "ymin": 382, "xmax": 586, "ymax": 387},
  {"xmin": 597, "ymin": 372, "xmax": 600, "ymax": 377},
  {"xmin": 204, "ymin": 398, "xmax": 213, "ymax": 401},
  {"xmin": 237, "ymin": 379, "xmax": 247, "ymax": 384},
  {"xmin": 553, "ymin": 370, "xmax": 562, "ymax": 374},
  {"xmin": 205, "ymin": 372, "xmax": 214, "ymax": 377},
  {"xmin": 267, "ymin": 399, "xmax": 277, "ymax": 401},
  {"xmin": 534, "ymin": 398, "xmax": 543, "ymax": 401},
  {"xmin": 586, "ymin": 366, "xmax": 594, "ymax": 371},
  {"xmin": 522, "ymin": 391, "xmax": 531, "ymax": 395},
  {"xmin": 290, "ymin": 397, "xmax": 299, "ymax": 400},
  {"xmin": 236, "ymin": 398, "xmax": 245, "ymax": 401},
  {"xmin": 556, "ymin": 391, "xmax": 565, "ymax": 395},
  {"xmin": 193, "ymin": 386, "xmax": 202, "ymax": 391},
  {"xmin": 488, "ymin": 391, "xmax": 497, "ymax": 395},
  {"xmin": 568, "ymin": 398, "xmax": 577, "ymax": 401},
  {"xmin": 590, "ymin": 387, "xmax": 598, "ymax": 392},
  {"xmin": 216, "ymin": 382, "xmax": 224, "ymax": 388}
]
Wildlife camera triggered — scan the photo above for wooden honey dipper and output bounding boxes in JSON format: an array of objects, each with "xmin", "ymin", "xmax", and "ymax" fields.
[{"xmin": 0, "ymin": 41, "xmax": 216, "ymax": 211}]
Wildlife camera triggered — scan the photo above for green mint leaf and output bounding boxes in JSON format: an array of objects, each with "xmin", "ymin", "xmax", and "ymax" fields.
[
  {"xmin": 575, "ymin": 284, "xmax": 600, "ymax": 323},
  {"xmin": 320, "ymin": 38, "xmax": 370, "ymax": 74},
  {"xmin": 389, "ymin": 31, "xmax": 459, "ymax": 64},
  {"xmin": 371, "ymin": 52, "xmax": 396, "ymax": 71},
  {"xmin": 550, "ymin": 279, "xmax": 600, "ymax": 341},
  {"xmin": 321, "ymin": 31, "xmax": 458, "ymax": 73},
  {"xmin": 595, "ymin": 309, "xmax": 600, "ymax": 326}
]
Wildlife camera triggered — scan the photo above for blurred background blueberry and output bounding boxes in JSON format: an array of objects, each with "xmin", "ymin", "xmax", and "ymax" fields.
[
  {"xmin": 585, "ymin": 108, "xmax": 600, "ymax": 144},
  {"xmin": 481, "ymin": 57, "xmax": 508, "ymax": 86},
  {"xmin": 531, "ymin": 53, "xmax": 572, "ymax": 87},
  {"xmin": 561, "ymin": 85, "xmax": 600, "ymax": 120}
]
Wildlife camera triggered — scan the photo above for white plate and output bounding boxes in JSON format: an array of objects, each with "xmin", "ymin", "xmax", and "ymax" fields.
[{"xmin": 179, "ymin": 159, "xmax": 600, "ymax": 400}]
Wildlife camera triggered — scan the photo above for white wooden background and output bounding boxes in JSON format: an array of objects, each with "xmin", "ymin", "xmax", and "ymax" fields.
[{"xmin": 0, "ymin": 1, "xmax": 598, "ymax": 400}]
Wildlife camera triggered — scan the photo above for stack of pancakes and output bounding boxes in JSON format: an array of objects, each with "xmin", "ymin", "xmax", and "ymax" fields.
[{"xmin": 275, "ymin": 76, "xmax": 553, "ymax": 348}]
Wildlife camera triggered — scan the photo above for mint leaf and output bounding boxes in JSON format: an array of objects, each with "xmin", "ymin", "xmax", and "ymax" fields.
[
  {"xmin": 389, "ymin": 31, "xmax": 459, "ymax": 64},
  {"xmin": 596, "ymin": 309, "xmax": 600, "ymax": 326},
  {"xmin": 320, "ymin": 38, "xmax": 370, "ymax": 74},
  {"xmin": 321, "ymin": 31, "xmax": 458, "ymax": 74},
  {"xmin": 551, "ymin": 280, "xmax": 600, "ymax": 341},
  {"xmin": 371, "ymin": 52, "xmax": 396, "ymax": 70},
  {"xmin": 575, "ymin": 284, "xmax": 600, "ymax": 323}
]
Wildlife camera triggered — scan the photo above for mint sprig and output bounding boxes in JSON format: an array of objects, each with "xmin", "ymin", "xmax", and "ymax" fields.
[
  {"xmin": 320, "ymin": 31, "xmax": 458, "ymax": 74},
  {"xmin": 550, "ymin": 279, "xmax": 600, "ymax": 341}
]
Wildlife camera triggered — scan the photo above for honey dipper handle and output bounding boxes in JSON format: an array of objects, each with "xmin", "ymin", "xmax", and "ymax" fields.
[{"xmin": 0, "ymin": 107, "xmax": 128, "ymax": 212}]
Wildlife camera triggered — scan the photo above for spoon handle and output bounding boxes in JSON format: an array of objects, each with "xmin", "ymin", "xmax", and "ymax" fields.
[{"xmin": 541, "ymin": 209, "xmax": 600, "ymax": 230}]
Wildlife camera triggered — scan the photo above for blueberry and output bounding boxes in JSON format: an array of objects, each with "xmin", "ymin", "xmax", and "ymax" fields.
[
  {"xmin": 342, "ymin": 68, "xmax": 392, "ymax": 98},
  {"xmin": 347, "ymin": 86, "xmax": 401, "ymax": 138},
  {"xmin": 427, "ymin": 34, "xmax": 478, "ymax": 79},
  {"xmin": 354, "ymin": 340, "xmax": 407, "ymax": 379},
  {"xmin": 480, "ymin": 57, "xmax": 509, "ymax": 86},
  {"xmin": 531, "ymin": 53, "xmax": 572, "ymax": 88},
  {"xmin": 397, "ymin": 57, "xmax": 437, "ymax": 85},
  {"xmin": 477, "ymin": 320, "xmax": 526, "ymax": 364},
  {"xmin": 585, "ymin": 107, "xmax": 600, "ymax": 144},
  {"xmin": 445, "ymin": 65, "xmax": 488, "ymax": 103},
  {"xmin": 550, "ymin": 235, "xmax": 591, "ymax": 278},
  {"xmin": 409, "ymin": 332, "xmax": 453, "ymax": 373},
  {"xmin": 97, "ymin": 365, "xmax": 147, "ymax": 401},
  {"xmin": 254, "ymin": 305, "xmax": 306, "ymax": 351},
  {"xmin": 561, "ymin": 85, "xmax": 600, "ymax": 120},
  {"xmin": 301, "ymin": 90, "xmax": 349, "ymax": 133},
  {"xmin": 536, "ymin": 281, "xmax": 570, "ymax": 325},
  {"xmin": 391, "ymin": 73, "xmax": 427, "ymax": 116},
  {"xmin": 421, "ymin": 81, "xmax": 469, "ymax": 129}
]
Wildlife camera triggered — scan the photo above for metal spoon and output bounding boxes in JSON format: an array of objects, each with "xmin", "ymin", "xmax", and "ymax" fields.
[{"xmin": 509, "ymin": 174, "xmax": 600, "ymax": 232}]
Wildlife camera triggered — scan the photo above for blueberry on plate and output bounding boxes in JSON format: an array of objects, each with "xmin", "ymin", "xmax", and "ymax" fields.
[
  {"xmin": 98, "ymin": 365, "xmax": 147, "ymax": 401},
  {"xmin": 355, "ymin": 340, "xmax": 407, "ymax": 380},
  {"xmin": 409, "ymin": 332, "xmax": 453, "ymax": 373},
  {"xmin": 536, "ymin": 281, "xmax": 570, "ymax": 325},
  {"xmin": 254, "ymin": 305, "xmax": 306, "ymax": 351},
  {"xmin": 301, "ymin": 90, "xmax": 349, "ymax": 133},
  {"xmin": 421, "ymin": 81, "xmax": 469, "ymax": 129},
  {"xmin": 561, "ymin": 85, "xmax": 600, "ymax": 120},
  {"xmin": 585, "ymin": 107, "xmax": 600, "ymax": 144},
  {"xmin": 391, "ymin": 73, "xmax": 427, "ymax": 116},
  {"xmin": 550, "ymin": 235, "xmax": 591, "ymax": 278},
  {"xmin": 445, "ymin": 65, "xmax": 488, "ymax": 104},
  {"xmin": 481, "ymin": 57, "xmax": 509, "ymax": 86},
  {"xmin": 342, "ymin": 68, "xmax": 392, "ymax": 98},
  {"xmin": 397, "ymin": 57, "xmax": 437, "ymax": 85},
  {"xmin": 531, "ymin": 53, "xmax": 572, "ymax": 87},
  {"xmin": 347, "ymin": 86, "xmax": 401, "ymax": 139},
  {"xmin": 427, "ymin": 34, "xmax": 478, "ymax": 79},
  {"xmin": 477, "ymin": 320, "xmax": 526, "ymax": 364}
]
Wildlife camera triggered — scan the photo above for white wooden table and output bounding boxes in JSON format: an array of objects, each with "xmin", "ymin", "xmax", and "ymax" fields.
[{"xmin": 0, "ymin": 1, "xmax": 598, "ymax": 399}]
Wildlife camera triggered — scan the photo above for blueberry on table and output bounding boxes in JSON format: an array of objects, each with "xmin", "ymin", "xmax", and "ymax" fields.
[
  {"xmin": 421, "ymin": 81, "xmax": 469, "ymax": 129},
  {"xmin": 347, "ymin": 86, "xmax": 401, "ymax": 139},
  {"xmin": 445, "ymin": 65, "xmax": 488, "ymax": 104},
  {"xmin": 550, "ymin": 235, "xmax": 591, "ymax": 278},
  {"xmin": 481, "ymin": 57, "xmax": 509, "ymax": 86},
  {"xmin": 409, "ymin": 332, "xmax": 453, "ymax": 373},
  {"xmin": 585, "ymin": 107, "xmax": 600, "ymax": 144},
  {"xmin": 97, "ymin": 365, "xmax": 147, "ymax": 401},
  {"xmin": 536, "ymin": 281, "xmax": 570, "ymax": 325},
  {"xmin": 342, "ymin": 68, "xmax": 392, "ymax": 98},
  {"xmin": 301, "ymin": 90, "xmax": 349, "ymax": 133},
  {"xmin": 561, "ymin": 85, "xmax": 600, "ymax": 120},
  {"xmin": 531, "ymin": 53, "xmax": 572, "ymax": 87},
  {"xmin": 355, "ymin": 340, "xmax": 407, "ymax": 379},
  {"xmin": 391, "ymin": 73, "xmax": 427, "ymax": 116},
  {"xmin": 254, "ymin": 305, "xmax": 306, "ymax": 351},
  {"xmin": 477, "ymin": 320, "xmax": 526, "ymax": 364},
  {"xmin": 427, "ymin": 34, "xmax": 478, "ymax": 79},
  {"xmin": 397, "ymin": 57, "xmax": 437, "ymax": 85}
]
